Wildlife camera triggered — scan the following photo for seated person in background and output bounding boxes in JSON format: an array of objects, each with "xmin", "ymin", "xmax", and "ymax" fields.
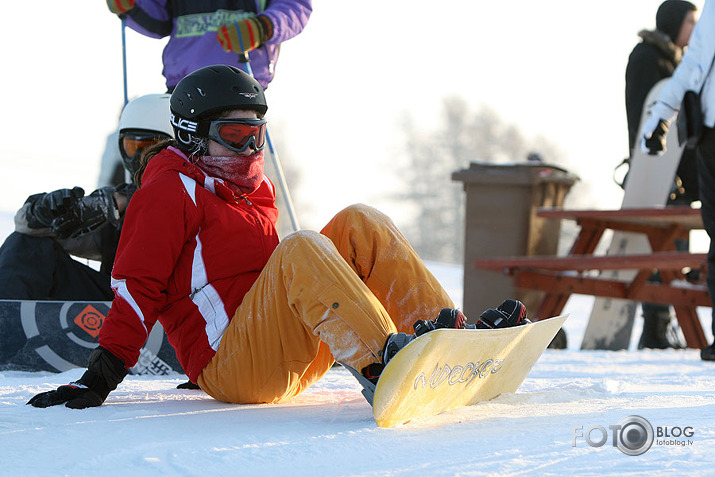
[{"xmin": 0, "ymin": 94, "xmax": 173, "ymax": 301}]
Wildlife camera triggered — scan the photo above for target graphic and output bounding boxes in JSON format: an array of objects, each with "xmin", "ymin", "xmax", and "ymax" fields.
[
  {"xmin": 73, "ymin": 304, "xmax": 105, "ymax": 338},
  {"xmin": 14, "ymin": 300, "xmax": 176, "ymax": 374}
]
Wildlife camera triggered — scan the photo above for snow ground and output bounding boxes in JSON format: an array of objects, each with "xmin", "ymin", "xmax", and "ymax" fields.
[{"xmin": 1, "ymin": 211, "xmax": 714, "ymax": 476}]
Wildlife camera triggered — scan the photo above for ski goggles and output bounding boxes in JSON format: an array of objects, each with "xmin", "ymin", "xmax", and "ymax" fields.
[
  {"xmin": 119, "ymin": 130, "xmax": 172, "ymax": 174},
  {"xmin": 119, "ymin": 131, "xmax": 171, "ymax": 162},
  {"xmin": 207, "ymin": 119, "xmax": 267, "ymax": 154}
]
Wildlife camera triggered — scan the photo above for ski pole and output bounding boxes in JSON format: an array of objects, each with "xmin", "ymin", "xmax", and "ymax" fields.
[
  {"xmin": 121, "ymin": 18, "xmax": 129, "ymax": 106},
  {"xmin": 238, "ymin": 52, "xmax": 300, "ymax": 232}
]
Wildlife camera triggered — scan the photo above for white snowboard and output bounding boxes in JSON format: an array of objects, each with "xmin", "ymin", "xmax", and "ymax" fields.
[{"xmin": 581, "ymin": 79, "xmax": 685, "ymax": 350}]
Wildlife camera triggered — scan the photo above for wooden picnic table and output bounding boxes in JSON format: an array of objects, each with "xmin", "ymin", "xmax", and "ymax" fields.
[{"xmin": 473, "ymin": 206, "xmax": 709, "ymax": 348}]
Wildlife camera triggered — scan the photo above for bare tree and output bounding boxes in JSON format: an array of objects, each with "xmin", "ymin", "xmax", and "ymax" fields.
[{"xmin": 397, "ymin": 96, "xmax": 566, "ymax": 263}]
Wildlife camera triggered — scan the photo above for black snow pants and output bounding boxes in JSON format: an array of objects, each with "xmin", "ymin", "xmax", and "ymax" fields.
[
  {"xmin": 0, "ymin": 232, "xmax": 113, "ymax": 301},
  {"xmin": 697, "ymin": 127, "xmax": 715, "ymax": 336}
]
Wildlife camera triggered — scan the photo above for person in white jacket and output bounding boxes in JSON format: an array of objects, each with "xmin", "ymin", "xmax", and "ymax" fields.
[{"xmin": 642, "ymin": 0, "xmax": 715, "ymax": 360}]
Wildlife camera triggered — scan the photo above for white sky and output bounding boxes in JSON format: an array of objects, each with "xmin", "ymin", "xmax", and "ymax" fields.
[{"xmin": 0, "ymin": 0, "xmax": 705, "ymax": 231}]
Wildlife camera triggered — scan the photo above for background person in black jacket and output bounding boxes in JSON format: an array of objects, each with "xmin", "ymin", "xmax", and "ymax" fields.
[{"xmin": 624, "ymin": 0, "xmax": 698, "ymax": 349}]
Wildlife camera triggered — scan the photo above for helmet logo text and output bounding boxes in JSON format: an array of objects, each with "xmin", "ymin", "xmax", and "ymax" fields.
[{"xmin": 171, "ymin": 113, "xmax": 198, "ymax": 132}]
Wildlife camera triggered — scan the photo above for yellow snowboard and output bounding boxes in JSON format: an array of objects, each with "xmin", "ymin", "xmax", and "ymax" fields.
[{"xmin": 372, "ymin": 314, "xmax": 568, "ymax": 427}]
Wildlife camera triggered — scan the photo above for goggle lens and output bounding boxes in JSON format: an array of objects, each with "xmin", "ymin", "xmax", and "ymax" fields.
[
  {"xmin": 122, "ymin": 137, "xmax": 157, "ymax": 158},
  {"xmin": 118, "ymin": 131, "xmax": 171, "ymax": 175},
  {"xmin": 119, "ymin": 132, "xmax": 170, "ymax": 161},
  {"xmin": 209, "ymin": 119, "xmax": 267, "ymax": 153}
]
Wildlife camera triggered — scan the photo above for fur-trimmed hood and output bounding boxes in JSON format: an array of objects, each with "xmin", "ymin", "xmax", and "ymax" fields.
[{"xmin": 638, "ymin": 29, "xmax": 682, "ymax": 64}]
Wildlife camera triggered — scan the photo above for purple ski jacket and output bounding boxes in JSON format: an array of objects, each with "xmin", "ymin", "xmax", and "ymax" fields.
[{"xmin": 123, "ymin": 0, "xmax": 312, "ymax": 90}]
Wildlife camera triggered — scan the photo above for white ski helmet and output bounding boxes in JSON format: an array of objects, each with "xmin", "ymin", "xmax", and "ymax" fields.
[
  {"xmin": 118, "ymin": 93, "xmax": 173, "ymax": 136},
  {"xmin": 118, "ymin": 94, "xmax": 173, "ymax": 174}
]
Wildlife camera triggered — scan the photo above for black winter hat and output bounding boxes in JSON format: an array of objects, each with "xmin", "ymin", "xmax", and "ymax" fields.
[{"xmin": 656, "ymin": 0, "xmax": 697, "ymax": 43}]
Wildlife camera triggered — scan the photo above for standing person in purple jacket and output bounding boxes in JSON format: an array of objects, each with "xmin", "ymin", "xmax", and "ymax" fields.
[{"xmin": 106, "ymin": 0, "xmax": 312, "ymax": 91}]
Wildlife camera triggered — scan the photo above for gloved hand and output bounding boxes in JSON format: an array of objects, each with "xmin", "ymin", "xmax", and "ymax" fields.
[
  {"xmin": 27, "ymin": 347, "xmax": 127, "ymax": 409},
  {"xmin": 641, "ymin": 118, "xmax": 670, "ymax": 156},
  {"xmin": 640, "ymin": 101, "xmax": 678, "ymax": 156},
  {"xmin": 106, "ymin": 0, "xmax": 136, "ymax": 15},
  {"xmin": 26, "ymin": 187, "xmax": 85, "ymax": 229},
  {"xmin": 26, "ymin": 383, "xmax": 105, "ymax": 409},
  {"xmin": 217, "ymin": 15, "xmax": 274, "ymax": 54},
  {"xmin": 50, "ymin": 187, "xmax": 120, "ymax": 239}
]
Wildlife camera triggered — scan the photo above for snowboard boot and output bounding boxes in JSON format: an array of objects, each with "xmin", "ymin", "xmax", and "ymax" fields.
[
  {"xmin": 701, "ymin": 343, "xmax": 715, "ymax": 361},
  {"xmin": 362, "ymin": 308, "xmax": 469, "ymax": 385},
  {"xmin": 474, "ymin": 299, "xmax": 530, "ymax": 329},
  {"xmin": 638, "ymin": 305, "xmax": 684, "ymax": 349}
]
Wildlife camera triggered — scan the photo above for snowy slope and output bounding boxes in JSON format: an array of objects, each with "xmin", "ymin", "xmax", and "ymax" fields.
[
  {"xmin": 2, "ymin": 338, "xmax": 714, "ymax": 475},
  {"xmin": 1, "ymin": 217, "xmax": 714, "ymax": 476}
]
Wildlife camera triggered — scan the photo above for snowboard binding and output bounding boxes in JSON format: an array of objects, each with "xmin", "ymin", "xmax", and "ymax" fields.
[
  {"xmin": 475, "ymin": 299, "xmax": 530, "ymax": 329},
  {"xmin": 413, "ymin": 308, "xmax": 467, "ymax": 336}
]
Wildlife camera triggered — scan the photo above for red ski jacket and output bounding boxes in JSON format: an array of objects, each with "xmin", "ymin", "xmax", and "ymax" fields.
[{"xmin": 99, "ymin": 146, "xmax": 279, "ymax": 381}]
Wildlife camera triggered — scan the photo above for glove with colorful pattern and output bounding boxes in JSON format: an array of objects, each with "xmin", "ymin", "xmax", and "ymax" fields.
[
  {"xmin": 217, "ymin": 15, "xmax": 274, "ymax": 54},
  {"xmin": 106, "ymin": 0, "xmax": 136, "ymax": 15}
]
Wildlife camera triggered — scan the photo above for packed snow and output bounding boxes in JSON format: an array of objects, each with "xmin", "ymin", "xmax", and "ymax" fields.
[{"xmin": 0, "ymin": 213, "xmax": 714, "ymax": 476}]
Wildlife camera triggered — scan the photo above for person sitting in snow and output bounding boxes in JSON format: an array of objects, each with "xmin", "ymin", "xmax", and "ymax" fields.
[
  {"xmin": 0, "ymin": 94, "xmax": 173, "ymax": 301},
  {"xmin": 27, "ymin": 65, "xmax": 528, "ymax": 409}
]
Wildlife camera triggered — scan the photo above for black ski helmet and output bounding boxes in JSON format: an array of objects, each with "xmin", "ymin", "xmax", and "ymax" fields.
[{"xmin": 170, "ymin": 64, "xmax": 268, "ymax": 153}]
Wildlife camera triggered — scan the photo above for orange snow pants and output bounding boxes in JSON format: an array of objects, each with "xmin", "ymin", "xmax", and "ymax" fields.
[{"xmin": 198, "ymin": 204, "xmax": 455, "ymax": 404}]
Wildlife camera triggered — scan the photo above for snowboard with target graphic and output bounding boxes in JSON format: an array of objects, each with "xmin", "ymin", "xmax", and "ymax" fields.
[{"xmin": 0, "ymin": 300, "xmax": 182, "ymax": 375}]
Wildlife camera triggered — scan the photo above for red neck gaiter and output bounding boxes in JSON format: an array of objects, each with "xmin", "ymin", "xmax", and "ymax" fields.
[{"xmin": 195, "ymin": 151, "xmax": 265, "ymax": 195}]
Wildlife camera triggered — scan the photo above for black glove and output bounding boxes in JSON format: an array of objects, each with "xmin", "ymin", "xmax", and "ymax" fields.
[
  {"xmin": 27, "ymin": 347, "xmax": 127, "ymax": 409},
  {"xmin": 26, "ymin": 187, "xmax": 85, "ymax": 229},
  {"xmin": 26, "ymin": 383, "xmax": 105, "ymax": 409},
  {"xmin": 51, "ymin": 187, "xmax": 120, "ymax": 240},
  {"xmin": 643, "ymin": 120, "xmax": 669, "ymax": 155}
]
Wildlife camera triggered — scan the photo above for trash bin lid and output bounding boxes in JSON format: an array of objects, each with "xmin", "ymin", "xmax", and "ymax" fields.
[{"xmin": 452, "ymin": 161, "xmax": 579, "ymax": 186}]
